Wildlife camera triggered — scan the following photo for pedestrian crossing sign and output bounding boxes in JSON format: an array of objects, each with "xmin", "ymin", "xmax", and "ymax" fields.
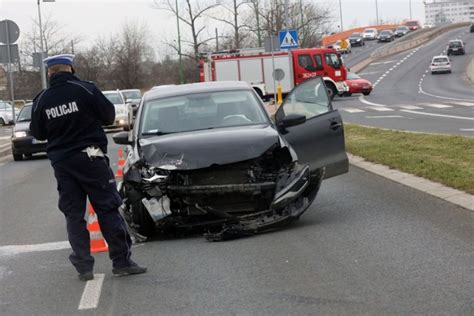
[{"xmin": 279, "ymin": 30, "xmax": 298, "ymax": 49}]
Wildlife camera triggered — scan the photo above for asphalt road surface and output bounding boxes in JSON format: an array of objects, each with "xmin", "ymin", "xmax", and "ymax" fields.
[
  {"xmin": 1, "ymin": 134, "xmax": 472, "ymax": 314},
  {"xmin": 333, "ymin": 26, "xmax": 474, "ymax": 136}
]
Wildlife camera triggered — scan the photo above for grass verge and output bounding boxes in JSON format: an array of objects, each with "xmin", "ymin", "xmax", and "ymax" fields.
[{"xmin": 344, "ymin": 124, "xmax": 474, "ymax": 194}]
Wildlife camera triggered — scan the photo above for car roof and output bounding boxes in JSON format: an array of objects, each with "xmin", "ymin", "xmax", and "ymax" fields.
[
  {"xmin": 432, "ymin": 55, "xmax": 448, "ymax": 59},
  {"xmin": 364, "ymin": 28, "xmax": 376, "ymax": 31},
  {"xmin": 143, "ymin": 81, "xmax": 252, "ymax": 101}
]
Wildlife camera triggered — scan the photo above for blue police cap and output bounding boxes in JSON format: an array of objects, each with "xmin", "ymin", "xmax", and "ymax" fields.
[{"xmin": 43, "ymin": 54, "xmax": 75, "ymax": 67}]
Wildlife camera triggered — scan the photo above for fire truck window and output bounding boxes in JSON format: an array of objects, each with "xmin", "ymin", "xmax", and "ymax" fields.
[
  {"xmin": 282, "ymin": 77, "xmax": 330, "ymax": 119},
  {"xmin": 298, "ymin": 55, "xmax": 314, "ymax": 70},
  {"xmin": 325, "ymin": 53, "xmax": 341, "ymax": 69},
  {"xmin": 313, "ymin": 55, "xmax": 323, "ymax": 70}
]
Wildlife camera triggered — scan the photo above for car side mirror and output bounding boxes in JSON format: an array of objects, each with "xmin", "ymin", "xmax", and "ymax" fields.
[
  {"xmin": 113, "ymin": 131, "xmax": 132, "ymax": 145},
  {"xmin": 279, "ymin": 113, "xmax": 306, "ymax": 128}
]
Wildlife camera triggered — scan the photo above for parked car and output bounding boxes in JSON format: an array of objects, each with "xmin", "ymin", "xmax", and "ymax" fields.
[
  {"xmin": 112, "ymin": 80, "xmax": 348, "ymax": 241},
  {"xmin": 378, "ymin": 30, "xmax": 395, "ymax": 42},
  {"xmin": 102, "ymin": 90, "xmax": 130, "ymax": 130},
  {"xmin": 348, "ymin": 33, "xmax": 365, "ymax": 46},
  {"xmin": 0, "ymin": 100, "xmax": 15, "ymax": 126},
  {"xmin": 11, "ymin": 103, "xmax": 47, "ymax": 161},
  {"xmin": 344, "ymin": 72, "xmax": 373, "ymax": 96},
  {"xmin": 430, "ymin": 55, "xmax": 451, "ymax": 74},
  {"xmin": 405, "ymin": 20, "xmax": 421, "ymax": 31},
  {"xmin": 447, "ymin": 40, "xmax": 465, "ymax": 55},
  {"xmin": 362, "ymin": 28, "xmax": 378, "ymax": 40},
  {"xmin": 394, "ymin": 26, "xmax": 410, "ymax": 37}
]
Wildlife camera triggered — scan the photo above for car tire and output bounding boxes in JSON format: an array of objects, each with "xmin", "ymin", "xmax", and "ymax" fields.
[
  {"xmin": 363, "ymin": 92, "xmax": 371, "ymax": 96},
  {"xmin": 123, "ymin": 125, "xmax": 130, "ymax": 131},
  {"xmin": 325, "ymin": 82, "xmax": 337, "ymax": 100},
  {"xmin": 0, "ymin": 118, "xmax": 5, "ymax": 126},
  {"xmin": 131, "ymin": 200, "xmax": 155, "ymax": 237},
  {"xmin": 13, "ymin": 152, "xmax": 22, "ymax": 161}
]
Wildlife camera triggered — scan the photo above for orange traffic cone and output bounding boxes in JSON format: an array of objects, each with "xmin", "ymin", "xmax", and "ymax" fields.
[
  {"xmin": 115, "ymin": 148, "xmax": 126, "ymax": 178},
  {"xmin": 87, "ymin": 204, "xmax": 109, "ymax": 253}
]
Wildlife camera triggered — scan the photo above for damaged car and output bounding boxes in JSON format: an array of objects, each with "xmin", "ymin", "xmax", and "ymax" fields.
[{"xmin": 113, "ymin": 79, "xmax": 348, "ymax": 241}]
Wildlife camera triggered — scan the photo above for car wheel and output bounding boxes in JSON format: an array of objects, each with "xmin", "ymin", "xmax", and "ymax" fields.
[
  {"xmin": 13, "ymin": 152, "xmax": 22, "ymax": 161},
  {"xmin": 363, "ymin": 92, "xmax": 371, "ymax": 96},
  {"xmin": 131, "ymin": 200, "xmax": 156, "ymax": 237},
  {"xmin": 123, "ymin": 125, "xmax": 130, "ymax": 131},
  {"xmin": 0, "ymin": 118, "xmax": 5, "ymax": 126},
  {"xmin": 325, "ymin": 82, "xmax": 337, "ymax": 100}
]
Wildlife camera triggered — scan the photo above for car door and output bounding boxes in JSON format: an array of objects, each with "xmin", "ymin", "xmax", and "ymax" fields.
[{"xmin": 275, "ymin": 77, "xmax": 348, "ymax": 179}]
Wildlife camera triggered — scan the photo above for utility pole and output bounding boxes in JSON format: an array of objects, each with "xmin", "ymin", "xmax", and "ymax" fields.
[
  {"xmin": 299, "ymin": 0, "xmax": 304, "ymax": 44},
  {"xmin": 338, "ymin": 0, "xmax": 343, "ymax": 32},
  {"xmin": 409, "ymin": 0, "xmax": 412, "ymax": 20},
  {"xmin": 255, "ymin": 0, "xmax": 262, "ymax": 47},
  {"xmin": 176, "ymin": 0, "xmax": 184, "ymax": 84},
  {"xmin": 37, "ymin": 0, "xmax": 47, "ymax": 89},
  {"xmin": 375, "ymin": 0, "xmax": 379, "ymax": 25},
  {"xmin": 215, "ymin": 28, "xmax": 219, "ymax": 51}
]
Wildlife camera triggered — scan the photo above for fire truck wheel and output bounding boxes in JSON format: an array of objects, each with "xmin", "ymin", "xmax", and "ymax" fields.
[{"xmin": 325, "ymin": 82, "xmax": 337, "ymax": 100}]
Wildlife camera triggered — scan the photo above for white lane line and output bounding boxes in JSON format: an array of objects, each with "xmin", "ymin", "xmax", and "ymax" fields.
[
  {"xmin": 0, "ymin": 136, "xmax": 10, "ymax": 140},
  {"xmin": 419, "ymin": 86, "xmax": 474, "ymax": 102},
  {"xmin": 400, "ymin": 110, "xmax": 474, "ymax": 121},
  {"xmin": 0, "ymin": 143, "xmax": 10, "ymax": 150},
  {"xmin": 0, "ymin": 241, "xmax": 70, "ymax": 256},
  {"xmin": 422, "ymin": 103, "xmax": 452, "ymax": 108},
  {"xmin": 370, "ymin": 60, "xmax": 397, "ymax": 65},
  {"xmin": 78, "ymin": 274, "xmax": 105, "ymax": 310},
  {"xmin": 342, "ymin": 108, "xmax": 365, "ymax": 113},
  {"xmin": 358, "ymin": 95, "xmax": 385, "ymax": 107},
  {"xmin": 365, "ymin": 115, "xmax": 404, "ymax": 119},
  {"xmin": 451, "ymin": 102, "xmax": 474, "ymax": 107},
  {"xmin": 399, "ymin": 105, "xmax": 423, "ymax": 110},
  {"xmin": 460, "ymin": 128, "xmax": 474, "ymax": 131},
  {"xmin": 369, "ymin": 107, "xmax": 394, "ymax": 112},
  {"xmin": 358, "ymin": 71, "xmax": 380, "ymax": 76}
]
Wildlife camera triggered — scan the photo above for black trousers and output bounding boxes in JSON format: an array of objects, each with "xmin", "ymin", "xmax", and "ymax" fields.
[{"xmin": 53, "ymin": 151, "xmax": 134, "ymax": 273}]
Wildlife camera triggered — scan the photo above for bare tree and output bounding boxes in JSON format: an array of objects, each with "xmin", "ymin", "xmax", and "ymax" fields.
[
  {"xmin": 210, "ymin": 0, "xmax": 249, "ymax": 49},
  {"xmin": 154, "ymin": 0, "xmax": 220, "ymax": 60}
]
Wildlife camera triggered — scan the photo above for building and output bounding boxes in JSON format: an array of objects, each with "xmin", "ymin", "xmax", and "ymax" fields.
[{"xmin": 424, "ymin": 0, "xmax": 474, "ymax": 25}]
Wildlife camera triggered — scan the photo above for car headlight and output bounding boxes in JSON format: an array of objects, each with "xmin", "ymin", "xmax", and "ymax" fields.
[{"xmin": 14, "ymin": 131, "xmax": 27, "ymax": 138}]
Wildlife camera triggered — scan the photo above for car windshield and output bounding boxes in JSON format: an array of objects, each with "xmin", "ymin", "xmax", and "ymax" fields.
[
  {"xmin": 104, "ymin": 93, "xmax": 124, "ymax": 105},
  {"xmin": 365, "ymin": 29, "xmax": 375, "ymax": 33},
  {"xmin": 349, "ymin": 33, "xmax": 360, "ymax": 38},
  {"xmin": 449, "ymin": 41, "xmax": 461, "ymax": 47},
  {"xmin": 17, "ymin": 105, "xmax": 32, "ymax": 122},
  {"xmin": 396, "ymin": 26, "xmax": 408, "ymax": 31},
  {"xmin": 433, "ymin": 57, "xmax": 448, "ymax": 63},
  {"xmin": 122, "ymin": 90, "xmax": 141, "ymax": 99},
  {"xmin": 380, "ymin": 31, "xmax": 391, "ymax": 35},
  {"xmin": 406, "ymin": 21, "xmax": 418, "ymax": 26},
  {"xmin": 347, "ymin": 72, "xmax": 361, "ymax": 80},
  {"xmin": 140, "ymin": 90, "xmax": 268, "ymax": 136}
]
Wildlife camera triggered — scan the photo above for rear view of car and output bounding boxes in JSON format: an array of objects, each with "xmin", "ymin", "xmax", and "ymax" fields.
[
  {"xmin": 362, "ymin": 28, "xmax": 378, "ymax": 40},
  {"xmin": 11, "ymin": 103, "xmax": 47, "ymax": 161},
  {"xmin": 430, "ymin": 56, "xmax": 451, "ymax": 74},
  {"xmin": 103, "ymin": 90, "xmax": 130, "ymax": 130},
  {"xmin": 447, "ymin": 40, "xmax": 465, "ymax": 56}
]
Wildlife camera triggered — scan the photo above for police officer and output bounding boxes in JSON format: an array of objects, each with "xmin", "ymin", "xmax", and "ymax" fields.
[{"xmin": 30, "ymin": 54, "xmax": 146, "ymax": 281}]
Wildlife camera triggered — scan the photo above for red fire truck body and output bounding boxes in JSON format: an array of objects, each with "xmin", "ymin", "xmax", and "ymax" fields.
[{"xmin": 199, "ymin": 47, "xmax": 348, "ymax": 99}]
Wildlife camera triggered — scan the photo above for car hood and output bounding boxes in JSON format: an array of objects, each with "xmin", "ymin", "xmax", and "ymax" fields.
[
  {"xmin": 13, "ymin": 121, "xmax": 30, "ymax": 132},
  {"xmin": 138, "ymin": 124, "xmax": 281, "ymax": 170}
]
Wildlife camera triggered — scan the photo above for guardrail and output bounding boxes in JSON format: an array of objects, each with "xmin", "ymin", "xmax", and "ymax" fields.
[{"xmin": 351, "ymin": 22, "xmax": 471, "ymax": 73}]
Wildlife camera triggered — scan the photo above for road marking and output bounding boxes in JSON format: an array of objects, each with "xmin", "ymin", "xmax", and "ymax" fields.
[
  {"xmin": 0, "ymin": 241, "xmax": 70, "ymax": 256},
  {"xmin": 369, "ymin": 107, "xmax": 394, "ymax": 112},
  {"xmin": 0, "ymin": 143, "xmax": 10, "ymax": 150},
  {"xmin": 399, "ymin": 105, "xmax": 423, "ymax": 110},
  {"xmin": 0, "ymin": 136, "xmax": 10, "ymax": 140},
  {"xmin": 451, "ymin": 102, "xmax": 474, "ymax": 107},
  {"xmin": 342, "ymin": 108, "xmax": 365, "ymax": 113},
  {"xmin": 422, "ymin": 103, "xmax": 452, "ymax": 108},
  {"xmin": 78, "ymin": 274, "xmax": 105, "ymax": 310},
  {"xmin": 460, "ymin": 128, "xmax": 474, "ymax": 131},
  {"xmin": 358, "ymin": 71, "xmax": 380, "ymax": 76},
  {"xmin": 365, "ymin": 115, "xmax": 404, "ymax": 119},
  {"xmin": 358, "ymin": 95, "xmax": 385, "ymax": 107},
  {"xmin": 370, "ymin": 60, "xmax": 397, "ymax": 65},
  {"xmin": 419, "ymin": 85, "xmax": 474, "ymax": 102},
  {"xmin": 400, "ymin": 110, "xmax": 474, "ymax": 121}
]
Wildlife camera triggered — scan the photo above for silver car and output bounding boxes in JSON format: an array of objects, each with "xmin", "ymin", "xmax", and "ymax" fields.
[
  {"xmin": 0, "ymin": 100, "xmax": 15, "ymax": 126},
  {"xmin": 102, "ymin": 90, "xmax": 130, "ymax": 130},
  {"xmin": 430, "ymin": 55, "xmax": 451, "ymax": 74}
]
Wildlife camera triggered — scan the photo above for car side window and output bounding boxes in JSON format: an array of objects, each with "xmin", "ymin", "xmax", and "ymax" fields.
[
  {"xmin": 313, "ymin": 55, "xmax": 323, "ymax": 70},
  {"xmin": 325, "ymin": 53, "xmax": 341, "ymax": 69},
  {"xmin": 281, "ymin": 77, "xmax": 330, "ymax": 120},
  {"xmin": 298, "ymin": 54, "xmax": 313, "ymax": 70}
]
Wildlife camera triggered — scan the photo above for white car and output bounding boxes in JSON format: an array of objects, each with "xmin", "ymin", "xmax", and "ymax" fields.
[
  {"xmin": 102, "ymin": 90, "xmax": 130, "ymax": 130},
  {"xmin": 362, "ymin": 28, "xmax": 378, "ymax": 40},
  {"xmin": 429, "ymin": 55, "xmax": 451, "ymax": 74},
  {"xmin": 0, "ymin": 100, "xmax": 15, "ymax": 126}
]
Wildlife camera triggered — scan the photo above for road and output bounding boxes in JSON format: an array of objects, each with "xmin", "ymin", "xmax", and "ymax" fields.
[
  {"xmin": 1, "ymin": 134, "xmax": 472, "ymax": 314},
  {"xmin": 333, "ymin": 26, "xmax": 474, "ymax": 136}
]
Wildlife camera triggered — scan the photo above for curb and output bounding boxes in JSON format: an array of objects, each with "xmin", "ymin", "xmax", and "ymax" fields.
[{"xmin": 348, "ymin": 153, "xmax": 473, "ymax": 212}]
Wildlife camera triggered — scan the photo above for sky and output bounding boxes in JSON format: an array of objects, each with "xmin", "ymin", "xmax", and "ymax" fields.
[{"xmin": 0, "ymin": 0, "xmax": 426, "ymax": 59}]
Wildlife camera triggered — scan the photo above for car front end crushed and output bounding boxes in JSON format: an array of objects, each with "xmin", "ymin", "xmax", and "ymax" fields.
[{"xmin": 118, "ymin": 142, "xmax": 322, "ymax": 242}]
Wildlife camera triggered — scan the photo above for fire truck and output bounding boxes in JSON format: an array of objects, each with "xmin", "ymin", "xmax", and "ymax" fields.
[{"xmin": 199, "ymin": 47, "xmax": 348, "ymax": 99}]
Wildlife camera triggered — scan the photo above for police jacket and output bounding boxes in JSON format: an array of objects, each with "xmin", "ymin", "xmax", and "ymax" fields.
[{"xmin": 30, "ymin": 72, "xmax": 116, "ymax": 165}]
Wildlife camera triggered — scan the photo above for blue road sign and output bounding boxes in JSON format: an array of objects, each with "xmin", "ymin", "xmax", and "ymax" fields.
[{"xmin": 279, "ymin": 30, "xmax": 298, "ymax": 49}]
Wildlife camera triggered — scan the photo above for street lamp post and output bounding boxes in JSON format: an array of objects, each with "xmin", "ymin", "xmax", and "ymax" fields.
[
  {"xmin": 409, "ymin": 0, "xmax": 412, "ymax": 20},
  {"xmin": 176, "ymin": 0, "xmax": 184, "ymax": 84},
  {"xmin": 338, "ymin": 0, "xmax": 343, "ymax": 32},
  {"xmin": 375, "ymin": 0, "xmax": 379, "ymax": 25},
  {"xmin": 37, "ymin": 0, "xmax": 55, "ymax": 90}
]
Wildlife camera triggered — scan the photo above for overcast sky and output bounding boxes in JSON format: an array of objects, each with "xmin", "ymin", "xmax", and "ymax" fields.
[{"xmin": 1, "ymin": 0, "xmax": 425, "ymax": 58}]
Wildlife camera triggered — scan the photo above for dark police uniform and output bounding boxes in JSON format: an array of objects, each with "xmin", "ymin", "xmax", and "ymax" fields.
[{"xmin": 30, "ymin": 70, "xmax": 136, "ymax": 276}]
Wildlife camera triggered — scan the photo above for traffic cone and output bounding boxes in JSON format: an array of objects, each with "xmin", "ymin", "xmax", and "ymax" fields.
[
  {"xmin": 115, "ymin": 147, "xmax": 126, "ymax": 178},
  {"xmin": 87, "ymin": 204, "xmax": 109, "ymax": 253}
]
